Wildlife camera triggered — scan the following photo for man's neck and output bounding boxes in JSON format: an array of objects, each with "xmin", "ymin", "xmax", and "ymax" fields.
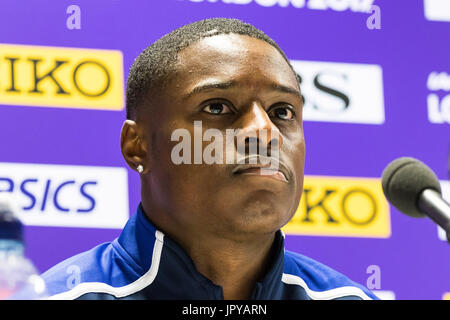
[
  {"xmin": 184, "ymin": 231, "xmax": 277, "ymax": 300},
  {"xmin": 142, "ymin": 202, "xmax": 278, "ymax": 300}
]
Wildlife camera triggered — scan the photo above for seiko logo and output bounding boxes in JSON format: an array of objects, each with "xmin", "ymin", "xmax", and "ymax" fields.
[
  {"xmin": 291, "ymin": 60, "xmax": 385, "ymax": 124},
  {"xmin": 186, "ymin": 0, "xmax": 374, "ymax": 12},
  {"xmin": 283, "ymin": 175, "xmax": 391, "ymax": 238},
  {"xmin": 427, "ymin": 71, "xmax": 450, "ymax": 124},
  {"xmin": 0, "ymin": 162, "xmax": 129, "ymax": 229},
  {"xmin": 4, "ymin": 58, "xmax": 110, "ymax": 97},
  {"xmin": 0, "ymin": 44, "xmax": 124, "ymax": 110}
]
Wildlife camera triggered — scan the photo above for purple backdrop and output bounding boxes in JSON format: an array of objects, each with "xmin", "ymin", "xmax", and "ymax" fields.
[{"xmin": 0, "ymin": 0, "xmax": 449, "ymax": 300}]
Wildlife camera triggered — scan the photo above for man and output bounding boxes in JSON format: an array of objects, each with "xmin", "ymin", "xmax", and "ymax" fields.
[{"xmin": 42, "ymin": 18, "xmax": 378, "ymax": 300}]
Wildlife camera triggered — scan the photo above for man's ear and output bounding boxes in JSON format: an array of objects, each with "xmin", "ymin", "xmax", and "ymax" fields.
[{"xmin": 120, "ymin": 120, "xmax": 148, "ymax": 174}]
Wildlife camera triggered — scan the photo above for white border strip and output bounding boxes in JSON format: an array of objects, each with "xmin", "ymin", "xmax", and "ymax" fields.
[
  {"xmin": 282, "ymin": 273, "xmax": 373, "ymax": 300},
  {"xmin": 48, "ymin": 230, "xmax": 164, "ymax": 300}
]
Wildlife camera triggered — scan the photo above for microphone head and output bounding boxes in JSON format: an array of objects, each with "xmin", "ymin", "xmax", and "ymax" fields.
[{"xmin": 381, "ymin": 157, "xmax": 442, "ymax": 218}]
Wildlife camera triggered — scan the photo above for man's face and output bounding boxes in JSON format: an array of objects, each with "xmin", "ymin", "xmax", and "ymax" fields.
[{"xmin": 140, "ymin": 34, "xmax": 305, "ymax": 240}]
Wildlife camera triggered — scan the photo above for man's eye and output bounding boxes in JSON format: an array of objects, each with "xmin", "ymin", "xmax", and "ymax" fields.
[
  {"xmin": 202, "ymin": 102, "xmax": 232, "ymax": 115},
  {"xmin": 270, "ymin": 106, "xmax": 295, "ymax": 120}
]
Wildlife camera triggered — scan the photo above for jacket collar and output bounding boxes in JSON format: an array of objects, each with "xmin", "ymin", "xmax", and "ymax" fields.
[{"xmin": 118, "ymin": 203, "xmax": 285, "ymax": 299}]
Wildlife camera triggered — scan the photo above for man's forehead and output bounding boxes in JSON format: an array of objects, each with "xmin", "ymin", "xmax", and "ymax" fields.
[
  {"xmin": 182, "ymin": 33, "xmax": 257, "ymax": 56},
  {"xmin": 177, "ymin": 33, "xmax": 285, "ymax": 66},
  {"xmin": 173, "ymin": 33, "xmax": 298, "ymax": 88}
]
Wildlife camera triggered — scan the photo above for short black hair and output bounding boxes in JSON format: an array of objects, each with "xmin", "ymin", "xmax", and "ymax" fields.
[{"xmin": 126, "ymin": 18, "xmax": 298, "ymax": 120}]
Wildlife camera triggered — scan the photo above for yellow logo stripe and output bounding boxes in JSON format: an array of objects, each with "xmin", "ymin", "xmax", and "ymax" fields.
[
  {"xmin": 0, "ymin": 43, "xmax": 124, "ymax": 110},
  {"xmin": 282, "ymin": 175, "xmax": 391, "ymax": 238}
]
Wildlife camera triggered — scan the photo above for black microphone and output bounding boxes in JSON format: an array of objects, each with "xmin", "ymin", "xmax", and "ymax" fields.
[{"xmin": 381, "ymin": 157, "xmax": 450, "ymax": 242}]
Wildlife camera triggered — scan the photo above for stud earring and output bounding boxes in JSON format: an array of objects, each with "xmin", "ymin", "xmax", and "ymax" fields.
[{"xmin": 137, "ymin": 164, "xmax": 144, "ymax": 174}]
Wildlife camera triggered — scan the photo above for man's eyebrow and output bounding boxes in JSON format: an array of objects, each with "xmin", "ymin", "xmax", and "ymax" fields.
[
  {"xmin": 182, "ymin": 81, "xmax": 236, "ymax": 100},
  {"xmin": 182, "ymin": 80, "xmax": 301, "ymax": 100},
  {"xmin": 270, "ymin": 83, "xmax": 302, "ymax": 100}
]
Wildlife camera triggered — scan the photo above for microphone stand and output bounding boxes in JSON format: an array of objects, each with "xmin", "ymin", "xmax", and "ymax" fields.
[{"xmin": 418, "ymin": 189, "xmax": 450, "ymax": 244}]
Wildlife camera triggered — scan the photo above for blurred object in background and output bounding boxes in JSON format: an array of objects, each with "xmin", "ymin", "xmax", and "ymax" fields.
[{"xmin": 0, "ymin": 193, "xmax": 48, "ymax": 300}]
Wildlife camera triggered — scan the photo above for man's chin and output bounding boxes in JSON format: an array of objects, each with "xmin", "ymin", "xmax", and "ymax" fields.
[{"xmin": 218, "ymin": 209, "xmax": 288, "ymax": 240}]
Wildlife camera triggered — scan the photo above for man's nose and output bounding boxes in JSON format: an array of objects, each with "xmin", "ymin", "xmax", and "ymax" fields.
[{"xmin": 234, "ymin": 103, "xmax": 283, "ymax": 157}]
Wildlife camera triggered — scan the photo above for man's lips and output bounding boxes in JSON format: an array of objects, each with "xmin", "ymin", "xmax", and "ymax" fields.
[
  {"xmin": 232, "ymin": 156, "xmax": 289, "ymax": 183},
  {"xmin": 234, "ymin": 167, "xmax": 288, "ymax": 182}
]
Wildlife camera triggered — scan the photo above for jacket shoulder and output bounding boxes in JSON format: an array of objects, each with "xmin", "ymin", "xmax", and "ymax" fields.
[
  {"xmin": 42, "ymin": 240, "xmax": 141, "ymax": 299},
  {"xmin": 283, "ymin": 250, "xmax": 379, "ymax": 300}
]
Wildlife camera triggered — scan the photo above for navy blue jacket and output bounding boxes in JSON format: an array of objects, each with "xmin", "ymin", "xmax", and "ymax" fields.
[{"xmin": 42, "ymin": 204, "xmax": 379, "ymax": 300}]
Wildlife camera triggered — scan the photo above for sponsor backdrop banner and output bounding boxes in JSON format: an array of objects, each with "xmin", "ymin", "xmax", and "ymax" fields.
[{"xmin": 0, "ymin": 0, "xmax": 449, "ymax": 299}]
